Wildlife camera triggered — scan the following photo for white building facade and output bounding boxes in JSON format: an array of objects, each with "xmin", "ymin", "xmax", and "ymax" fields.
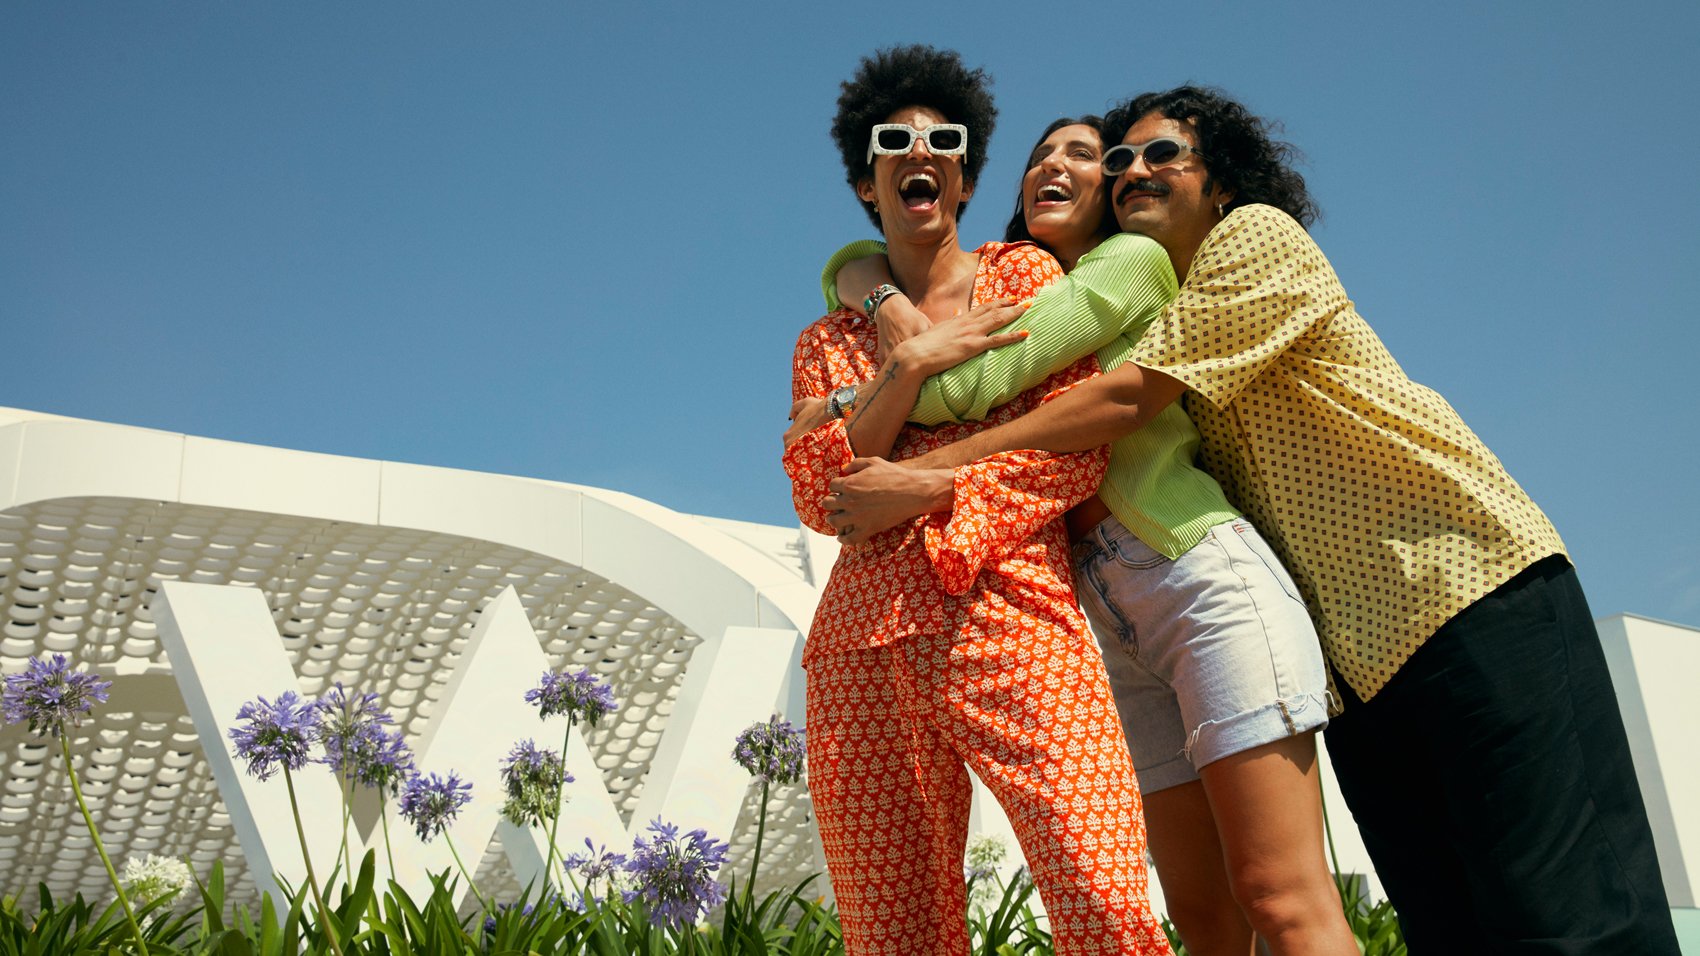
[{"xmin": 1, "ymin": 406, "xmax": 1694, "ymax": 935}]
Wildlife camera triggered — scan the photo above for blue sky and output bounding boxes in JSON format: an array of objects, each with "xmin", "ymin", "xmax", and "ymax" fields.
[{"xmin": 4, "ymin": 1, "xmax": 1697, "ymax": 626}]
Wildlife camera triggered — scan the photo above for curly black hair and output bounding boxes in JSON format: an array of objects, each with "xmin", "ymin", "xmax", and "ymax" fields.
[
  {"xmin": 830, "ymin": 45, "xmax": 997, "ymax": 230},
  {"xmin": 1003, "ymin": 115, "xmax": 1118, "ymax": 248},
  {"xmin": 1104, "ymin": 86, "xmax": 1320, "ymax": 229}
]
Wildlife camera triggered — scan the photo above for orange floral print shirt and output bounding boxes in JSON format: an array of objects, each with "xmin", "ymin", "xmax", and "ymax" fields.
[{"xmin": 783, "ymin": 242, "xmax": 1109, "ymax": 663}]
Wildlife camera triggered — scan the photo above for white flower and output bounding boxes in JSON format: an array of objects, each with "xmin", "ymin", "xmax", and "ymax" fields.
[
  {"xmin": 964, "ymin": 833, "xmax": 1010, "ymax": 911},
  {"xmin": 120, "ymin": 853, "xmax": 193, "ymax": 904},
  {"xmin": 965, "ymin": 833, "xmax": 1008, "ymax": 877}
]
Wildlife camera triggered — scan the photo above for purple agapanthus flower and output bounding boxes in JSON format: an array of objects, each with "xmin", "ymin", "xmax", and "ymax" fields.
[
  {"xmin": 399, "ymin": 771, "xmax": 472, "ymax": 841},
  {"xmin": 622, "ymin": 818, "xmax": 729, "ymax": 930},
  {"xmin": 360, "ymin": 725, "xmax": 416, "ymax": 795},
  {"xmin": 524, "ymin": 669, "xmax": 617, "ymax": 727},
  {"xmin": 499, "ymin": 739, "xmax": 568, "ymax": 828},
  {"xmin": 731, "ymin": 714, "xmax": 806, "ymax": 785},
  {"xmin": 562, "ymin": 837, "xmax": 628, "ymax": 911},
  {"xmin": 564, "ymin": 836, "xmax": 627, "ymax": 884},
  {"xmin": 1, "ymin": 654, "xmax": 112, "ymax": 738},
  {"xmin": 228, "ymin": 692, "xmax": 320, "ymax": 781},
  {"xmin": 312, "ymin": 684, "xmax": 414, "ymax": 793}
]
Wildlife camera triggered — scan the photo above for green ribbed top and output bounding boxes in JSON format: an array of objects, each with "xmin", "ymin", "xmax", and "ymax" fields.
[{"xmin": 820, "ymin": 233, "xmax": 1238, "ymax": 558}]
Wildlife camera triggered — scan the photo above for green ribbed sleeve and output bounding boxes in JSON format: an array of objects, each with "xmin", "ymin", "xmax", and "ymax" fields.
[
  {"xmin": 908, "ymin": 233, "xmax": 1177, "ymax": 425},
  {"xmin": 812, "ymin": 231, "xmax": 1239, "ymax": 558},
  {"xmin": 819, "ymin": 239, "xmax": 890, "ymax": 311}
]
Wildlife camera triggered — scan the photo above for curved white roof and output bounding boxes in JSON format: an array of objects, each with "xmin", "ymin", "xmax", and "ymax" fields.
[{"xmin": 0, "ymin": 406, "xmax": 834, "ymax": 903}]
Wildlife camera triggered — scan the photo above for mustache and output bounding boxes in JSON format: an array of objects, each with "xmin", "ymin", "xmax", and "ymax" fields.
[{"xmin": 1116, "ymin": 179, "xmax": 1170, "ymax": 204}]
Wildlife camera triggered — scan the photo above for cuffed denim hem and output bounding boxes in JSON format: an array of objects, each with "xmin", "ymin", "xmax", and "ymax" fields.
[
  {"xmin": 1132, "ymin": 752, "xmax": 1201, "ymax": 794},
  {"xmin": 1185, "ymin": 690, "xmax": 1332, "ymax": 771}
]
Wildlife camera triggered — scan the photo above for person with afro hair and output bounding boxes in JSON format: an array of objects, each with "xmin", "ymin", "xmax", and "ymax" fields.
[
  {"xmin": 783, "ymin": 44, "xmax": 1174, "ymax": 955},
  {"xmin": 827, "ymin": 44, "xmax": 997, "ymax": 231}
]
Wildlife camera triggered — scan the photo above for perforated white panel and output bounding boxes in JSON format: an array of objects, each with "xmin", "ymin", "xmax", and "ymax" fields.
[{"xmin": 0, "ymin": 497, "xmax": 819, "ymax": 905}]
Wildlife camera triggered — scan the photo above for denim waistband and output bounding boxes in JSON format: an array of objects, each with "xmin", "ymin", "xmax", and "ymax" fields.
[{"xmin": 1070, "ymin": 514, "xmax": 1123, "ymax": 564}]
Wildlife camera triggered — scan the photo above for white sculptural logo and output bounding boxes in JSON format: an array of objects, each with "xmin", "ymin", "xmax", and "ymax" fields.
[{"xmin": 155, "ymin": 580, "xmax": 801, "ymax": 903}]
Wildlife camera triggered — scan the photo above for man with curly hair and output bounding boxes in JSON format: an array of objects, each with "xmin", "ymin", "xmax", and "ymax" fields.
[
  {"xmin": 824, "ymin": 84, "xmax": 1680, "ymax": 953},
  {"xmin": 783, "ymin": 45, "xmax": 1174, "ymax": 956}
]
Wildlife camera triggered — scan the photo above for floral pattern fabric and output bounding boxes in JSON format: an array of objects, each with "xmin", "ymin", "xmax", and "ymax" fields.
[
  {"xmin": 784, "ymin": 242, "xmax": 1172, "ymax": 955},
  {"xmin": 807, "ymin": 624, "xmax": 1172, "ymax": 955},
  {"xmin": 784, "ymin": 243, "xmax": 1106, "ymax": 660}
]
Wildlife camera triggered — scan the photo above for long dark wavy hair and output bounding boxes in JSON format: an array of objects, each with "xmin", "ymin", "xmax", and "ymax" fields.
[
  {"xmin": 1104, "ymin": 86, "xmax": 1320, "ymax": 228},
  {"xmin": 830, "ymin": 45, "xmax": 998, "ymax": 230},
  {"xmin": 1002, "ymin": 115, "xmax": 1119, "ymax": 249}
]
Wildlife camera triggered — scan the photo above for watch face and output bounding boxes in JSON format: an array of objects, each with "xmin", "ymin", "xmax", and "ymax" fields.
[{"xmin": 832, "ymin": 386, "xmax": 857, "ymax": 415}]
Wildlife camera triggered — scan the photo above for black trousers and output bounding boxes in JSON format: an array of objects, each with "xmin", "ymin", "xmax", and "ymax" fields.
[{"xmin": 1325, "ymin": 556, "xmax": 1679, "ymax": 954}]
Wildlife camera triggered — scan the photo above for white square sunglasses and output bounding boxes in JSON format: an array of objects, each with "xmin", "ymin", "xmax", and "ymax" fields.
[{"xmin": 865, "ymin": 123, "xmax": 969, "ymax": 164}]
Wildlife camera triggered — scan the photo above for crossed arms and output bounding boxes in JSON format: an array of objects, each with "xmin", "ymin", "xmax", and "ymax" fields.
[{"xmin": 787, "ymin": 234, "xmax": 1186, "ymax": 543}]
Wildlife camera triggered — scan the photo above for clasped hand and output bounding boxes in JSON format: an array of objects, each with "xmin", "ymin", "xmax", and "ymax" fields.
[
  {"xmin": 784, "ymin": 397, "xmax": 830, "ymax": 448},
  {"xmin": 819, "ymin": 458, "xmax": 952, "ymax": 546}
]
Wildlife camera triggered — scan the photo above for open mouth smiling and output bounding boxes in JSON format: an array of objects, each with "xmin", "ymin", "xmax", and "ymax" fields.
[
  {"xmin": 1034, "ymin": 181, "xmax": 1074, "ymax": 206},
  {"xmin": 899, "ymin": 171, "xmax": 940, "ymax": 210}
]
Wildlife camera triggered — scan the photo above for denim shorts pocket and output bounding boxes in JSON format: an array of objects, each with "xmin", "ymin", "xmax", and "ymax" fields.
[
  {"xmin": 1105, "ymin": 524, "xmax": 1170, "ymax": 571},
  {"xmin": 1076, "ymin": 550, "xmax": 1141, "ymax": 661},
  {"xmin": 1230, "ymin": 520, "xmax": 1305, "ymax": 605}
]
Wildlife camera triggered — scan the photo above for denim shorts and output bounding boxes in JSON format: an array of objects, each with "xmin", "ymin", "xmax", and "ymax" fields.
[{"xmin": 1071, "ymin": 515, "xmax": 1330, "ymax": 793}]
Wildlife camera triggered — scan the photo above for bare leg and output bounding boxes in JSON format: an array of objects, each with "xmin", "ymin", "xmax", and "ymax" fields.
[
  {"xmin": 1143, "ymin": 780, "xmax": 1254, "ymax": 956},
  {"xmin": 1197, "ymin": 733, "xmax": 1356, "ymax": 956}
]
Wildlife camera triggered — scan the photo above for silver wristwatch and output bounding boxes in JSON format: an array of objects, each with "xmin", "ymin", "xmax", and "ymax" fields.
[{"xmin": 826, "ymin": 385, "xmax": 859, "ymax": 419}]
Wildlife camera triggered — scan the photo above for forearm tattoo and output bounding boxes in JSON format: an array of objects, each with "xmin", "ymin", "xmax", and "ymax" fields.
[{"xmin": 844, "ymin": 361, "xmax": 902, "ymax": 442}]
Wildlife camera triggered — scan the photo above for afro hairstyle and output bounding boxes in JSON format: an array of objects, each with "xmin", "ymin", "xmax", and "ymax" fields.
[{"xmin": 830, "ymin": 44, "xmax": 997, "ymax": 230}]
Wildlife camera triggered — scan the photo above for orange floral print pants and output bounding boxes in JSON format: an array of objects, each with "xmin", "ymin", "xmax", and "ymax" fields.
[{"xmin": 805, "ymin": 620, "xmax": 1173, "ymax": 956}]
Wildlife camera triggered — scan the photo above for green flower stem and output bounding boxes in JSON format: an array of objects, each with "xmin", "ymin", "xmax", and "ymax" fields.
[
  {"xmin": 541, "ymin": 716, "xmax": 575, "ymax": 890},
  {"xmin": 283, "ymin": 767, "xmax": 347, "ymax": 956},
  {"xmin": 332, "ymin": 772, "xmax": 353, "ymax": 883},
  {"xmin": 743, "ymin": 779, "xmax": 770, "ymax": 914},
  {"xmin": 59, "ymin": 735, "xmax": 150, "ymax": 955},
  {"xmin": 379, "ymin": 793, "xmax": 397, "ymax": 878},
  {"xmin": 443, "ymin": 831, "xmax": 494, "ymax": 914}
]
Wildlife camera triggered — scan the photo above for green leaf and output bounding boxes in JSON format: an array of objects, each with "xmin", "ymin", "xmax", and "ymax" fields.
[
  {"xmin": 256, "ymin": 892, "xmax": 278, "ymax": 956},
  {"xmin": 191, "ymin": 862, "xmax": 228, "ymax": 941},
  {"xmin": 210, "ymin": 927, "xmax": 254, "ymax": 956}
]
